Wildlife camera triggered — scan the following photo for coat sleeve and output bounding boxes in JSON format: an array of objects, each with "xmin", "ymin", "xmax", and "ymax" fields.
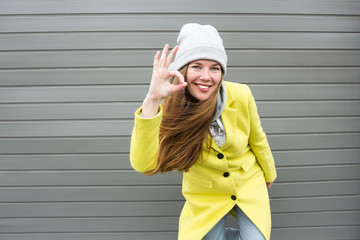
[
  {"xmin": 129, "ymin": 106, "xmax": 162, "ymax": 173},
  {"xmin": 246, "ymin": 86, "xmax": 277, "ymax": 182}
]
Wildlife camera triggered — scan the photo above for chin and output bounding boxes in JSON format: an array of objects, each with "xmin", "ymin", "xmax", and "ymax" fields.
[{"xmin": 196, "ymin": 95, "xmax": 210, "ymax": 101}]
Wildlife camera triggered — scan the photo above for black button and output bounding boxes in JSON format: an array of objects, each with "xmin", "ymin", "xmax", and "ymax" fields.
[
  {"xmin": 223, "ymin": 172, "xmax": 229, "ymax": 177},
  {"xmin": 217, "ymin": 153, "xmax": 224, "ymax": 159},
  {"xmin": 231, "ymin": 195, "xmax": 237, "ymax": 201}
]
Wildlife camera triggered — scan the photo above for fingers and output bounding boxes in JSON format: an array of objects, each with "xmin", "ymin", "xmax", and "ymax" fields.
[
  {"xmin": 165, "ymin": 45, "xmax": 178, "ymax": 67},
  {"xmin": 154, "ymin": 44, "xmax": 178, "ymax": 68},
  {"xmin": 153, "ymin": 50, "xmax": 161, "ymax": 68},
  {"xmin": 169, "ymin": 70, "xmax": 185, "ymax": 83},
  {"xmin": 159, "ymin": 44, "xmax": 169, "ymax": 66},
  {"xmin": 153, "ymin": 44, "xmax": 168, "ymax": 69},
  {"xmin": 266, "ymin": 182, "xmax": 273, "ymax": 189},
  {"xmin": 171, "ymin": 82, "xmax": 187, "ymax": 93},
  {"xmin": 168, "ymin": 70, "xmax": 187, "ymax": 92},
  {"xmin": 151, "ymin": 45, "xmax": 183, "ymax": 96}
]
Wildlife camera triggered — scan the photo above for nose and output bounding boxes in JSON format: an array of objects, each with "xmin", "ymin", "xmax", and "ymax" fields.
[{"xmin": 200, "ymin": 69, "xmax": 211, "ymax": 81}]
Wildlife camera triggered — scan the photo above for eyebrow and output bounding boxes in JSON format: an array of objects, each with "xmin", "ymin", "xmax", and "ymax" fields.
[{"xmin": 191, "ymin": 62, "xmax": 221, "ymax": 67}]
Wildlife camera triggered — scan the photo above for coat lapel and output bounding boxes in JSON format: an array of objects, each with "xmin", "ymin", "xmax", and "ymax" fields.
[
  {"xmin": 210, "ymin": 82, "xmax": 237, "ymax": 152},
  {"xmin": 218, "ymin": 107, "xmax": 237, "ymax": 151}
]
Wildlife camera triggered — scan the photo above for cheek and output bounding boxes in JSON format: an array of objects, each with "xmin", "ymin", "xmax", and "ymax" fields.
[
  {"xmin": 213, "ymin": 73, "xmax": 222, "ymax": 85},
  {"xmin": 185, "ymin": 72, "xmax": 198, "ymax": 83}
]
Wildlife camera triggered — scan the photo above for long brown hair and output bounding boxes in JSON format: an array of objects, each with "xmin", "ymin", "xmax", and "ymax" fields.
[{"xmin": 146, "ymin": 65, "xmax": 223, "ymax": 175}]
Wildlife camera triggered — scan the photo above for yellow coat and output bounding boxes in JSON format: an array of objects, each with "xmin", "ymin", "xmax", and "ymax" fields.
[{"xmin": 130, "ymin": 82, "xmax": 277, "ymax": 240}]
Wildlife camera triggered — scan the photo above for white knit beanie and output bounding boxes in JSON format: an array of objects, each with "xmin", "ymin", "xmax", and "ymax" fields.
[{"xmin": 169, "ymin": 23, "xmax": 227, "ymax": 74}]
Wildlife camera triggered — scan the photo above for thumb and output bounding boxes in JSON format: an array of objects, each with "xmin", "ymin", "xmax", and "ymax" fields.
[
  {"xmin": 169, "ymin": 80, "xmax": 187, "ymax": 94},
  {"xmin": 168, "ymin": 70, "xmax": 185, "ymax": 83}
]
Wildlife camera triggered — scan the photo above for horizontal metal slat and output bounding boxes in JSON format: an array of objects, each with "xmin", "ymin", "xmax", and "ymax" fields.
[
  {"xmin": 0, "ymin": 149, "xmax": 359, "ymax": 171},
  {"xmin": 0, "ymin": 117, "xmax": 359, "ymax": 137},
  {"xmin": 272, "ymin": 226, "xmax": 360, "ymax": 240},
  {"xmin": 0, "ymin": 228, "xmax": 359, "ymax": 240},
  {"xmin": 273, "ymin": 211, "xmax": 360, "ymax": 228},
  {"xmin": 1, "ymin": 68, "xmax": 359, "ymax": 86},
  {"xmin": 0, "ymin": 233, "xmax": 178, "ymax": 240},
  {"xmin": 0, "ymin": 165, "xmax": 359, "ymax": 187},
  {"xmin": 1, "ymin": 101, "xmax": 359, "ymax": 120},
  {"xmin": 0, "ymin": 202, "xmax": 184, "ymax": 218},
  {"xmin": 1, "ymin": 84, "xmax": 359, "ymax": 103},
  {"xmin": 0, "ymin": 170, "xmax": 183, "ymax": 187},
  {"xmin": 1, "ymin": 196, "xmax": 359, "ymax": 217},
  {"xmin": 1, "ymin": 0, "xmax": 359, "ymax": 15},
  {"xmin": 0, "ymin": 212, "xmax": 358, "ymax": 233},
  {"xmin": 0, "ymin": 216, "xmax": 179, "ymax": 233},
  {"xmin": 0, "ymin": 154, "xmax": 131, "ymax": 170},
  {"xmin": 271, "ymin": 195, "xmax": 360, "ymax": 214},
  {"xmin": 1, "ymin": 15, "xmax": 359, "ymax": 33},
  {"xmin": 1, "ymin": 50, "xmax": 359, "ymax": 69},
  {"xmin": 0, "ymin": 228, "xmax": 358, "ymax": 240},
  {"xmin": 1, "ymin": 32, "xmax": 359, "ymax": 51},
  {"xmin": 0, "ymin": 133, "xmax": 359, "ymax": 154},
  {"xmin": 0, "ymin": 181, "xmax": 358, "ymax": 202}
]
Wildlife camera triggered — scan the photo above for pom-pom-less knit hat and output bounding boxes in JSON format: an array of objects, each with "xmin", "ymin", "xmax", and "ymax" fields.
[{"xmin": 169, "ymin": 23, "xmax": 227, "ymax": 74}]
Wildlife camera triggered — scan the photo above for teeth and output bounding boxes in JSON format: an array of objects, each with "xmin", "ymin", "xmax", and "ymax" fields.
[{"xmin": 198, "ymin": 85, "xmax": 209, "ymax": 89}]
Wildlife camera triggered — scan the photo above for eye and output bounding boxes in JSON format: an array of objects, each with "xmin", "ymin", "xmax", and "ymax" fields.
[
  {"xmin": 191, "ymin": 65, "xmax": 201, "ymax": 70},
  {"xmin": 211, "ymin": 66, "xmax": 221, "ymax": 71}
]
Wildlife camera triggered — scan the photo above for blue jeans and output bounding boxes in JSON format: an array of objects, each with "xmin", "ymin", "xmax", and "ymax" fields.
[{"xmin": 202, "ymin": 205, "xmax": 265, "ymax": 240}]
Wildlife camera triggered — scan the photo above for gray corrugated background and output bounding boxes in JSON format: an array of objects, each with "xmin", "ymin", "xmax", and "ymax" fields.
[{"xmin": 0, "ymin": 0, "xmax": 359, "ymax": 239}]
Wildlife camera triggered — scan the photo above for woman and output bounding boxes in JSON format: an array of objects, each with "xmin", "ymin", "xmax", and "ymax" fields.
[{"xmin": 130, "ymin": 23, "xmax": 277, "ymax": 240}]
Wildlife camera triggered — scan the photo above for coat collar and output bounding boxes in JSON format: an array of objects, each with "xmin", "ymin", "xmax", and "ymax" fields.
[{"xmin": 210, "ymin": 82, "xmax": 237, "ymax": 152}]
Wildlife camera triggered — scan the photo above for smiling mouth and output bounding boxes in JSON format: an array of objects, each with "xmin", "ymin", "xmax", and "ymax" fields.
[{"xmin": 195, "ymin": 83, "xmax": 211, "ymax": 90}]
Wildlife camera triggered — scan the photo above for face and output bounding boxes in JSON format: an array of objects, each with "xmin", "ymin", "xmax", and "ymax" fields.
[{"xmin": 185, "ymin": 59, "xmax": 222, "ymax": 101}]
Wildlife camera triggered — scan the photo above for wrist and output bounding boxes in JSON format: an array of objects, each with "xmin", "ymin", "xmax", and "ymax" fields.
[
  {"xmin": 144, "ymin": 92, "xmax": 162, "ymax": 104},
  {"xmin": 142, "ymin": 95, "xmax": 162, "ymax": 118}
]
